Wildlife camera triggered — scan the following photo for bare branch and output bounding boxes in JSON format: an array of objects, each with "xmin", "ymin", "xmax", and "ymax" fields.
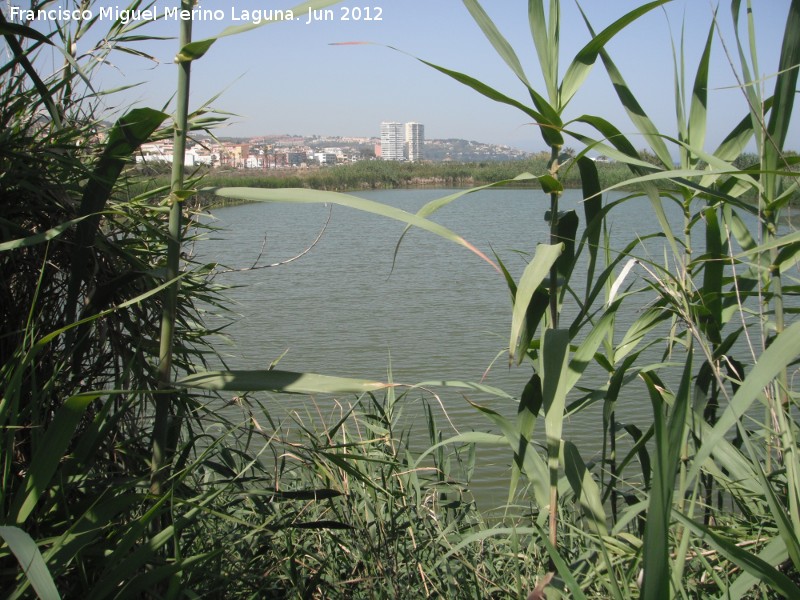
[{"xmin": 216, "ymin": 203, "xmax": 332, "ymax": 274}]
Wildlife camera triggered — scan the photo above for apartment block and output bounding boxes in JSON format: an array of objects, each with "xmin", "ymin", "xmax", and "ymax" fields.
[
  {"xmin": 380, "ymin": 121, "xmax": 425, "ymax": 161},
  {"xmin": 405, "ymin": 122, "xmax": 424, "ymax": 162},
  {"xmin": 380, "ymin": 121, "xmax": 405, "ymax": 161}
]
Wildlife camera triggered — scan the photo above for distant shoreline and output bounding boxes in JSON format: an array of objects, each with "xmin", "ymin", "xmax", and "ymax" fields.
[{"xmin": 131, "ymin": 159, "xmax": 634, "ymax": 208}]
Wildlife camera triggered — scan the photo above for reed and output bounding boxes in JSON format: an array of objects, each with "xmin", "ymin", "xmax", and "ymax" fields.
[{"xmin": 385, "ymin": 0, "xmax": 800, "ymax": 596}]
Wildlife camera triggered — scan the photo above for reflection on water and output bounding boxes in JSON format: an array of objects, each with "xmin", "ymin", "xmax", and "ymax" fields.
[{"xmin": 197, "ymin": 187, "xmax": 757, "ymax": 499}]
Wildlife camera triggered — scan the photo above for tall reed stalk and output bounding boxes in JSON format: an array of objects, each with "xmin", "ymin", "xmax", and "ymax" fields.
[{"xmin": 151, "ymin": 0, "xmax": 194, "ymax": 497}]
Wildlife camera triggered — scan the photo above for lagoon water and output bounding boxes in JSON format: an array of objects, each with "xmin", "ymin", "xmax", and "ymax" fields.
[{"xmin": 199, "ymin": 187, "xmax": 733, "ymax": 497}]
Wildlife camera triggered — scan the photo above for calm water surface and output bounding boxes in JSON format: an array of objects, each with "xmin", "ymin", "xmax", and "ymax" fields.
[{"xmin": 199, "ymin": 188, "xmax": 732, "ymax": 496}]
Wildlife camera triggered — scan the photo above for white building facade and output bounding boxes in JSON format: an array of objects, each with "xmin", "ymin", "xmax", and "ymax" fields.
[
  {"xmin": 380, "ymin": 121, "xmax": 405, "ymax": 161},
  {"xmin": 405, "ymin": 122, "xmax": 424, "ymax": 162}
]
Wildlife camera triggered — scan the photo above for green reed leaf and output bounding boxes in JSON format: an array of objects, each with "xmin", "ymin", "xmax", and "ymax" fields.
[
  {"xmin": 569, "ymin": 116, "xmax": 649, "ymax": 164},
  {"xmin": 688, "ymin": 320, "xmax": 800, "ymax": 485},
  {"xmin": 175, "ymin": 38, "xmax": 215, "ymax": 63},
  {"xmin": 413, "ymin": 431, "xmax": 506, "ymax": 473},
  {"xmin": 586, "ymin": 163, "xmax": 759, "ymax": 214},
  {"xmin": 566, "ymin": 304, "xmax": 619, "ymax": 393},
  {"xmin": 465, "ymin": 400, "xmax": 549, "ymax": 506},
  {"xmin": 528, "ymin": 0, "xmax": 559, "ymax": 104},
  {"xmin": 577, "ymin": 156, "xmax": 603, "ymax": 293},
  {"xmin": 86, "ymin": 498, "xmax": 208, "ymax": 600},
  {"xmin": 509, "ymin": 243, "xmax": 563, "ymax": 364},
  {"xmin": 9, "ymin": 393, "xmax": 101, "ymax": 525},
  {"xmin": 563, "ymin": 441, "xmax": 607, "ymax": 535},
  {"xmin": 576, "ymin": 5, "xmax": 674, "ymax": 167},
  {"xmin": 333, "ymin": 40, "xmax": 561, "ymax": 144},
  {"xmin": 0, "ymin": 526, "xmax": 60, "ymax": 600},
  {"xmin": 692, "ymin": 420, "xmax": 760, "ymax": 498},
  {"xmin": 412, "ymin": 379, "xmax": 515, "ymax": 399},
  {"xmin": 392, "ymin": 173, "xmax": 549, "ymax": 266},
  {"xmin": 176, "ymin": 370, "xmax": 390, "ymax": 395},
  {"xmin": 105, "ymin": 551, "xmax": 219, "ymax": 599},
  {"xmin": 542, "ymin": 328, "xmax": 570, "ymax": 467},
  {"xmin": 0, "ymin": 10, "xmax": 61, "ymax": 129},
  {"xmin": 675, "ymin": 513, "xmax": 800, "ymax": 598},
  {"xmin": 66, "ymin": 107, "xmax": 168, "ymax": 324},
  {"xmin": 35, "ymin": 274, "xmax": 186, "ymax": 348},
  {"xmin": 402, "ymin": 173, "xmax": 541, "ymax": 223},
  {"xmin": 210, "ymin": 186, "xmax": 499, "ymax": 271},
  {"xmin": 461, "ymin": 0, "xmax": 567, "ymax": 128},
  {"xmin": 765, "ymin": 0, "xmax": 800, "ymax": 165},
  {"xmin": 640, "ymin": 347, "xmax": 692, "ymax": 600},
  {"xmin": 699, "ymin": 100, "xmax": 769, "ymax": 193},
  {"xmin": 615, "ymin": 306, "xmax": 669, "ymax": 363},
  {"xmin": 728, "ymin": 2, "xmax": 769, "ymax": 198},
  {"xmin": 405, "ymin": 54, "xmax": 565, "ymax": 147},
  {"xmin": 0, "ymin": 20, "xmax": 52, "ymax": 45},
  {"xmin": 42, "ymin": 491, "xmax": 144, "ymax": 580},
  {"xmin": 434, "ymin": 526, "xmax": 534, "ymax": 566},
  {"xmin": 554, "ymin": 209, "xmax": 578, "ymax": 278},
  {"xmin": 512, "ymin": 374, "xmax": 543, "ymax": 503},
  {"xmin": 723, "ymin": 536, "xmax": 791, "ymax": 599},
  {"xmin": 0, "ymin": 216, "xmax": 88, "ymax": 252},
  {"xmin": 687, "ymin": 18, "xmax": 715, "ymax": 159},
  {"xmin": 535, "ymin": 523, "xmax": 590, "ymax": 600},
  {"xmin": 615, "ymin": 421, "xmax": 653, "ymax": 494},
  {"xmin": 742, "ymin": 429, "xmax": 800, "ymax": 570},
  {"xmin": 561, "ymin": 1, "xmax": 669, "ymax": 110},
  {"xmin": 701, "ymin": 207, "xmax": 724, "ymax": 342},
  {"xmin": 462, "ymin": 0, "xmax": 530, "ymax": 87}
]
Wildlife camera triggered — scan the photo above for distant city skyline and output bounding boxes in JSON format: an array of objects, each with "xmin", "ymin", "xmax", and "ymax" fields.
[
  {"xmin": 52, "ymin": 1, "xmax": 798, "ymax": 153},
  {"xmin": 135, "ymin": 130, "xmax": 530, "ymax": 169}
]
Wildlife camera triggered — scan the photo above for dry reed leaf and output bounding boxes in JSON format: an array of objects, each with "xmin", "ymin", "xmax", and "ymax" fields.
[{"xmin": 528, "ymin": 571, "xmax": 555, "ymax": 600}]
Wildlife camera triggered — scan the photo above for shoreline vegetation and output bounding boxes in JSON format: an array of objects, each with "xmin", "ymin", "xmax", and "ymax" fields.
[
  {"xmin": 134, "ymin": 153, "xmax": 779, "ymax": 209},
  {"xmin": 132, "ymin": 157, "xmax": 635, "ymax": 207}
]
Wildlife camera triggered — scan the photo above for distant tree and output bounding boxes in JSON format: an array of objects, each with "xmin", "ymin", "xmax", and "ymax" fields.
[
  {"xmin": 733, "ymin": 152, "xmax": 760, "ymax": 170},
  {"xmin": 558, "ymin": 147, "xmax": 576, "ymax": 163},
  {"xmin": 638, "ymin": 148, "xmax": 664, "ymax": 167}
]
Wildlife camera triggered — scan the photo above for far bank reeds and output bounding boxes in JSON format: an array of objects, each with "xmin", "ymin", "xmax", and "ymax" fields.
[{"xmin": 129, "ymin": 157, "xmax": 634, "ymax": 209}]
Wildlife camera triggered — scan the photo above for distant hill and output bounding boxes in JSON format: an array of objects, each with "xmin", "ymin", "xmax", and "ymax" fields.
[
  {"xmin": 423, "ymin": 138, "xmax": 532, "ymax": 162},
  {"xmin": 215, "ymin": 134, "xmax": 532, "ymax": 162}
]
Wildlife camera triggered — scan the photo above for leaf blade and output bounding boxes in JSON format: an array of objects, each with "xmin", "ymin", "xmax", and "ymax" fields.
[
  {"xmin": 175, "ymin": 369, "xmax": 390, "ymax": 395},
  {"xmin": 509, "ymin": 243, "xmax": 564, "ymax": 364},
  {"xmin": 0, "ymin": 526, "xmax": 60, "ymax": 600},
  {"xmin": 210, "ymin": 186, "xmax": 499, "ymax": 271}
]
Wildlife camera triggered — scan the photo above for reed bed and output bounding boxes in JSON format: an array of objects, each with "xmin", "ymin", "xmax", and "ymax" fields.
[{"xmin": 131, "ymin": 158, "xmax": 635, "ymax": 199}]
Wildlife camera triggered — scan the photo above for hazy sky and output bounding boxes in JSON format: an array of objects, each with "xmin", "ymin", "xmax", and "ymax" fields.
[{"xmin": 77, "ymin": 1, "xmax": 798, "ymax": 152}]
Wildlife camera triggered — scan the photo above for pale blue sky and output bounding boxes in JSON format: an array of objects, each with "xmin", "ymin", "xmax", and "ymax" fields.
[{"xmin": 84, "ymin": 1, "xmax": 797, "ymax": 152}]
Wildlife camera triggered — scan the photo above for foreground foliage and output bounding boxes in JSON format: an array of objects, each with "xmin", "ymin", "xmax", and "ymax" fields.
[
  {"xmin": 1, "ymin": 0, "xmax": 799, "ymax": 598},
  {"xmin": 379, "ymin": 0, "xmax": 800, "ymax": 597}
]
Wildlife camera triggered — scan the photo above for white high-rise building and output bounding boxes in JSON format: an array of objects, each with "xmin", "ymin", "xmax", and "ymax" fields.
[
  {"xmin": 405, "ymin": 122, "xmax": 424, "ymax": 162},
  {"xmin": 380, "ymin": 122, "xmax": 404, "ymax": 161}
]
